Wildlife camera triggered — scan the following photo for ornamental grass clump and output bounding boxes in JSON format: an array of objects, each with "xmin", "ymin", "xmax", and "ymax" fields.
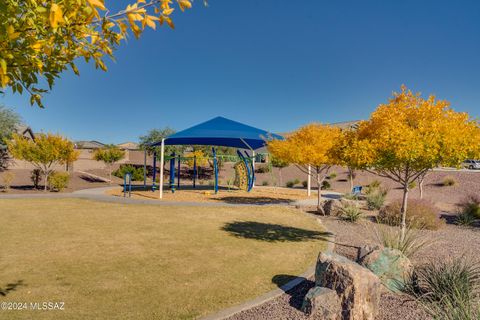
[
  {"xmin": 372, "ymin": 220, "xmax": 431, "ymax": 258},
  {"xmin": 404, "ymin": 257, "xmax": 480, "ymax": 320},
  {"xmin": 443, "ymin": 176, "xmax": 458, "ymax": 187},
  {"xmin": 341, "ymin": 204, "xmax": 362, "ymax": 223}
]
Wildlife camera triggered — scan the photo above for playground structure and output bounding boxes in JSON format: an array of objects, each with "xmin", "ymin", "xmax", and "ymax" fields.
[{"xmin": 143, "ymin": 116, "xmax": 282, "ymax": 199}]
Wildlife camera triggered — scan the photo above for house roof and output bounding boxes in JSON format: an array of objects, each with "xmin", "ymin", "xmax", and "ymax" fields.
[
  {"xmin": 74, "ymin": 140, "xmax": 105, "ymax": 149},
  {"xmin": 152, "ymin": 116, "xmax": 283, "ymax": 150},
  {"xmin": 117, "ymin": 142, "xmax": 139, "ymax": 150},
  {"xmin": 14, "ymin": 124, "xmax": 35, "ymax": 140}
]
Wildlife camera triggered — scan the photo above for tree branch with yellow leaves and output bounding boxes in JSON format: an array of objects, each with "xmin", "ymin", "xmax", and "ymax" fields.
[{"xmin": 0, "ymin": 0, "xmax": 197, "ymax": 107}]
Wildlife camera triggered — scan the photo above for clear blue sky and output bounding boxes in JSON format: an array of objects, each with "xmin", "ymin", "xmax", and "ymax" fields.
[{"xmin": 2, "ymin": 0, "xmax": 479, "ymax": 143}]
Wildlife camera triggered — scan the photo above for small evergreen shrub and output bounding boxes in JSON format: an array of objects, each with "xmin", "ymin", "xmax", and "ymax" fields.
[
  {"xmin": 321, "ymin": 180, "xmax": 331, "ymax": 190},
  {"xmin": 48, "ymin": 172, "xmax": 70, "ymax": 192},
  {"xmin": 261, "ymin": 180, "xmax": 269, "ymax": 186},
  {"xmin": 378, "ymin": 199, "xmax": 444, "ymax": 230},
  {"xmin": 31, "ymin": 169, "xmax": 41, "ymax": 189},
  {"xmin": 113, "ymin": 165, "xmax": 144, "ymax": 181},
  {"xmin": 459, "ymin": 195, "xmax": 480, "ymax": 219},
  {"xmin": 302, "ymin": 180, "xmax": 308, "ymax": 188},
  {"xmin": 286, "ymin": 181, "xmax": 295, "ymax": 188},
  {"xmin": 443, "ymin": 176, "xmax": 457, "ymax": 187},
  {"xmin": 456, "ymin": 211, "xmax": 476, "ymax": 226},
  {"xmin": 293, "ymin": 178, "xmax": 300, "ymax": 185}
]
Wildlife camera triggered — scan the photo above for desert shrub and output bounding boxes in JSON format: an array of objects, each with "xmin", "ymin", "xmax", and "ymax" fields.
[
  {"xmin": 302, "ymin": 180, "xmax": 308, "ymax": 188},
  {"xmin": 31, "ymin": 168, "xmax": 41, "ymax": 189},
  {"xmin": 208, "ymin": 180, "xmax": 215, "ymax": 186},
  {"xmin": 378, "ymin": 199, "xmax": 444, "ymax": 230},
  {"xmin": 293, "ymin": 178, "xmax": 300, "ymax": 185},
  {"xmin": 443, "ymin": 176, "xmax": 457, "ymax": 187},
  {"xmin": 343, "ymin": 193, "xmax": 359, "ymax": 201},
  {"xmin": 255, "ymin": 165, "xmax": 270, "ymax": 174},
  {"xmin": 372, "ymin": 222, "xmax": 431, "ymax": 258},
  {"xmin": 286, "ymin": 180, "xmax": 295, "ymax": 188},
  {"xmin": 261, "ymin": 180, "xmax": 269, "ymax": 186},
  {"xmin": 456, "ymin": 211, "xmax": 476, "ymax": 227},
  {"xmin": 113, "ymin": 165, "xmax": 144, "ymax": 181},
  {"xmin": 366, "ymin": 188, "xmax": 388, "ymax": 210},
  {"xmin": 459, "ymin": 195, "xmax": 480, "ymax": 219},
  {"xmin": 405, "ymin": 258, "xmax": 480, "ymax": 319},
  {"xmin": 48, "ymin": 172, "xmax": 70, "ymax": 192},
  {"xmin": 328, "ymin": 172, "xmax": 337, "ymax": 180},
  {"xmin": 408, "ymin": 181, "xmax": 417, "ymax": 190},
  {"xmin": 365, "ymin": 180, "xmax": 382, "ymax": 194},
  {"xmin": 321, "ymin": 180, "xmax": 331, "ymax": 190},
  {"xmin": 1, "ymin": 172, "xmax": 15, "ymax": 192},
  {"xmin": 341, "ymin": 204, "xmax": 362, "ymax": 222}
]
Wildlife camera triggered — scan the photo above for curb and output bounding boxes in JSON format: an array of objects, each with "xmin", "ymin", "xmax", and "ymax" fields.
[{"xmin": 198, "ymin": 218, "xmax": 335, "ymax": 320}]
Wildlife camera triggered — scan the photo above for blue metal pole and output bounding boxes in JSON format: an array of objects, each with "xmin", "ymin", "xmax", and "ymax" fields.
[
  {"xmin": 193, "ymin": 155, "xmax": 197, "ymax": 188},
  {"xmin": 212, "ymin": 147, "xmax": 218, "ymax": 194},
  {"xmin": 152, "ymin": 151, "xmax": 157, "ymax": 191},
  {"xmin": 170, "ymin": 152, "xmax": 175, "ymax": 192},
  {"xmin": 177, "ymin": 155, "xmax": 181, "ymax": 189}
]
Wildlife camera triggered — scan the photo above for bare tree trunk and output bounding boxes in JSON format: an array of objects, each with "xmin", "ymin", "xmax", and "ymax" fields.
[
  {"xmin": 278, "ymin": 169, "xmax": 283, "ymax": 187},
  {"xmin": 44, "ymin": 170, "xmax": 49, "ymax": 192},
  {"xmin": 348, "ymin": 167, "xmax": 355, "ymax": 192},
  {"xmin": 400, "ymin": 185, "xmax": 409, "ymax": 241},
  {"xmin": 419, "ymin": 178, "xmax": 424, "ymax": 199},
  {"xmin": 317, "ymin": 175, "xmax": 323, "ymax": 212}
]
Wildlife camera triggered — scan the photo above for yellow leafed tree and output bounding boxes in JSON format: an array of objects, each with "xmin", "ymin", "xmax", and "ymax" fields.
[
  {"xmin": 348, "ymin": 86, "xmax": 480, "ymax": 239},
  {"xmin": 7, "ymin": 133, "xmax": 79, "ymax": 191},
  {"xmin": 0, "ymin": 0, "xmax": 196, "ymax": 107},
  {"xmin": 268, "ymin": 124, "xmax": 342, "ymax": 211}
]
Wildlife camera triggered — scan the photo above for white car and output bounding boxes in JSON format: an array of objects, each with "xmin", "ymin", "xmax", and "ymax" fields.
[{"xmin": 462, "ymin": 159, "xmax": 480, "ymax": 170}]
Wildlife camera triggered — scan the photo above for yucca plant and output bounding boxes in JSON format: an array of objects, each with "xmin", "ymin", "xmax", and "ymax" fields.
[
  {"xmin": 372, "ymin": 219, "xmax": 431, "ymax": 258},
  {"xmin": 405, "ymin": 258, "xmax": 480, "ymax": 320}
]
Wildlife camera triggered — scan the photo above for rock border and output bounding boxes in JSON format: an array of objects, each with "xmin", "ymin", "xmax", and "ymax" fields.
[{"xmin": 199, "ymin": 218, "xmax": 335, "ymax": 320}]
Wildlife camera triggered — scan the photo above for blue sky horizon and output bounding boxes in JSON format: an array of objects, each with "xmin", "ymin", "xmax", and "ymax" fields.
[{"xmin": 1, "ymin": 0, "xmax": 479, "ymax": 143}]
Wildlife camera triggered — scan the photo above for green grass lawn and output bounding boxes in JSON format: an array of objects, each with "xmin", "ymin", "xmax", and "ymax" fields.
[{"xmin": 0, "ymin": 199, "xmax": 328, "ymax": 319}]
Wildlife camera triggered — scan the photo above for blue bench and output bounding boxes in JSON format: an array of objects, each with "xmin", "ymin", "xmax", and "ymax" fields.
[{"xmin": 352, "ymin": 186, "xmax": 363, "ymax": 195}]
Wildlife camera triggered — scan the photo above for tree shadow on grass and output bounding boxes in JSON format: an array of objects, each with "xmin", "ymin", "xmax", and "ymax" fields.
[
  {"xmin": 272, "ymin": 274, "xmax": 314, "ymax": 311},
  {"xmin": 222, "ymin": 221, "xmax": 333, "ymax": 242},
  {"xmin": 0, "ymin": 280, "xmax": 24, "ymax": 296}
]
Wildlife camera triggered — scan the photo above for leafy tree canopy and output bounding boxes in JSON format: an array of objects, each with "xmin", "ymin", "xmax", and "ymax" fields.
[
  {"xmin": 7, "ymin": 133, "xmax": 79, "ymax": 190},
  {"xmin": 0, "ymin": 0, "xmax": 195, "ymax": 107},
  {"xmin": 0, "ymin": 105, "xmax": 21, "ymax": 145}
]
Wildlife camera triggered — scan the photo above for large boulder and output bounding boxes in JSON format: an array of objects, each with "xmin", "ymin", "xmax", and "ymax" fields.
[
  {"xmin": 358, "ymin": 245, "xmax": 413, "ymax": 292},
  {"xmin": 323, "ymin": 199, "xmax": 343, "ymax": 216},
  {"xmin": 301, "ymin": 287, "xmax": 341, "ymax": 320},
  {"xmin": 323, "ymin": 199, "xmax": 358, "ymax": 216},
  {"xmin": 315, "ymin": 252, "xmax": 382, "ymax": 320}
]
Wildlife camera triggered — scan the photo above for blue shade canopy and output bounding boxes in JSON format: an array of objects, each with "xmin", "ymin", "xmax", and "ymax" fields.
[{"xmin": 152, "ymin": 117, "xmax": 283, "ymax": 150}]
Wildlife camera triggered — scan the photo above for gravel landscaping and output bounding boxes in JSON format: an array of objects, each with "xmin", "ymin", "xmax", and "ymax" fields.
[{"xmin": 226, "ymin": 210, "xmax": 480, "ymax": 320}]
